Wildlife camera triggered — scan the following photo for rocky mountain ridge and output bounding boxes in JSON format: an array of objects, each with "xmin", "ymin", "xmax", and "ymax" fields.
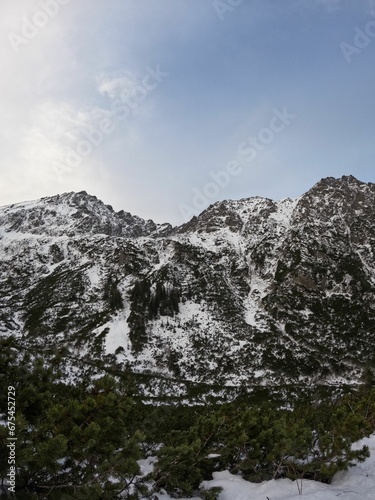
[
  {"xmin": 0, "ymin": 190, "xmax": 172, "ymax": 238},
  {"xmin": 1, "ymin": 175, "xmax": 374, "ymax": 399}
]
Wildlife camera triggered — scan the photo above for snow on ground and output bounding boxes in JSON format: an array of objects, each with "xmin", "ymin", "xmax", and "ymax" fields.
[
  {"xmin": 152, "ymin": 433, "xmax": 375, "ymax": 500},
  {"xmin": 269, "ymin": 197, "xmax": 300, "ymax": 228},
  {"xmin": 86, "ymin": 263, "xmax": 102, "ymax": 288},
  {"xmin": 103, "ymin": 309, "xmax": 132, "ymax": 355},
  {"xmin": 244, "ymin": 271, "xmax": 270, "ymax": 329}
]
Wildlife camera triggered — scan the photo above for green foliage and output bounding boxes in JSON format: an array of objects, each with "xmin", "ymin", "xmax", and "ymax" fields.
[
  {"xmin": 0, "ymin": 354, "xmax": 146, "ymax": 499},
  {"xmin": 1, "ymin": 337, "xmax": 375, "ymax": 499},
  {"xmin": 153, "ymin": 389, "xmax": 375, "ymax": 496},
  {"xmin": 127, "ymin": 279, "xmax": 151, "ymax": 352},
  {"xmin": 23, "ymin": 267, "xmax": 86, "ymax": 336},
  {"xmin": 103, "ymin": 276, "xmax": 123, "ymax": 310},
  {"xmin": 128, "ymin": 278, "xmax": 181, "ymax": 352},
  {"xmin": 155, "ymin": 441, "xmax": 206, "ymax": 496},
  {"xmin": 199, "ymin": 487, "xmax": 223, "ymax": 500},
  {"xmin": 149, "ymin": 282, "xmax": 180, "ymax": 317},
  {"xmin": 362, "ymin": 365, "xmax": 375, "ymax": 387}
]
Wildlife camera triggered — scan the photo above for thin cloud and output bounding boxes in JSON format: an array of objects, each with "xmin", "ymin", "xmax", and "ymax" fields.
[{"xmin": 0, "ymin": 0, "xmax": 374, "ymax": 224}]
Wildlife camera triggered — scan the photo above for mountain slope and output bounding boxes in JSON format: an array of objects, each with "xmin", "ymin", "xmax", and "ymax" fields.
[{"xmin": 0, "ymin": 176, "xmax": 374, "ymax": 396}]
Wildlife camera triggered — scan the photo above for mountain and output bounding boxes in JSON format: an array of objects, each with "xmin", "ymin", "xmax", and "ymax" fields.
[
  {"xmin": 1, "ymin": 176, "xmax": 374, "ymax": 399},
  {"xmin": 0, "ymin": 190, "xmax": 172, "ymax": 238}
]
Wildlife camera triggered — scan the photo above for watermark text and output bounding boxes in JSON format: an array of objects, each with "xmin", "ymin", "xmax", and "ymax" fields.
[
  {"xmin": 179, "ymin": 106, "xmax": 296, "ymax": 221},
  {"xmin": 340, "ymin": 11, "xmax": 375, "ymax": 63},
  {"xmin": 7, "ymin": 386, "xmax": 17, "ymax": 494},
  {"xmin": 8, "ymin": 0, "xmax": 72, "ymax": 54}
]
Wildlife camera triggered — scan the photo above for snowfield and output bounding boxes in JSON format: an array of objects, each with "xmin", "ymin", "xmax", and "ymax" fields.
[{"xmin": 145, "ymin": 434, "xmax": 375, "ymax": 500}]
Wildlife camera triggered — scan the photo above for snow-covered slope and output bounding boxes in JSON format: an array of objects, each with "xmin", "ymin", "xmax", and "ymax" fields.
[{"xmin": 0, "ymin": 176, "xmax": 374, "ymax": 395}]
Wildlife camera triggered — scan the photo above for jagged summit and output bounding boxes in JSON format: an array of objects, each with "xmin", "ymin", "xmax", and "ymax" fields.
[
  {"xmin": 176, "ymin": 175, "xmax": 374, "ymax": 234},
  {"xmin": 1, "ymin": 176, "xmax": 372, "ymax": 239},
  {"xmin": 307, "ymin": 175, "xmax": 373, "ymax": 198},
  {"xmin": 176, "ymin": 196, "xmax": 298, "ymax": 236},
  {"xmin": 0, "ymin": 190, "xmax": 172, "ymax": 238}
]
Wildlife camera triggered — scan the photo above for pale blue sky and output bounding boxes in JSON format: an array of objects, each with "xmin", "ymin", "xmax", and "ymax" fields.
[{"xmin": 0, "ymin": 0, "xmax": 374, "ymax": 224}]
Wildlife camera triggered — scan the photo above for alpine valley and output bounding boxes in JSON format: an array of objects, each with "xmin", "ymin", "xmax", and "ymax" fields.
[{"xmin": 1, "ymin": 175, "xmax": 375, "ymax": 402}]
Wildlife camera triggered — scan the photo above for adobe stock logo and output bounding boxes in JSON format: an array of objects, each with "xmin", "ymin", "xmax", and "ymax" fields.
[
  {"xmin": 52, "ymin": 65, "xmax": 169, "ymax": 181},
  {"xmin": 108, "ymin": 66, "xmax": 168, "ymax": 120},
  {"xmin": 179, "ymin": 106, "xmax": 296, "ymax": 222},
  {"xmin": 340, "ymin": 11, "xmax": 375, "ymax": 63},
  {"xmin": 7, "ymin": 0, "xmax": 72, "ymax": 54}
]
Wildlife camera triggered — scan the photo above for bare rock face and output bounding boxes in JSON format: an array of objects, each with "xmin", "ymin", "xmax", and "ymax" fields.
[{"xmin": 0, "ymin": 176, "xmax": 374, "ymax": 396}]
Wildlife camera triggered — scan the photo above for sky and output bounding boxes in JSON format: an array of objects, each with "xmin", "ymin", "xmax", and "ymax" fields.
[{"xmin": 0, "ymin": 0, "xmax": 374, "ymax": 225}]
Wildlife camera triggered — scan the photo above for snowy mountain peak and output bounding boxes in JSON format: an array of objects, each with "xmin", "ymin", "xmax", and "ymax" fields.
[
  {"xmin": 306, "ymin": 175, "xmax": 375, "ymax": 204},
  {"xmin": 0, "ymin": 191, "xmax": 172, "ymax": 238}
]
